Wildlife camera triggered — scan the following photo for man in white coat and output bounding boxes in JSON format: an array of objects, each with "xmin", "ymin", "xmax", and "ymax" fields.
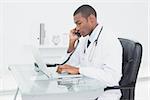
[{"xmin": 57, "ymin": 4, "xmax": 123, "ymax": 100}]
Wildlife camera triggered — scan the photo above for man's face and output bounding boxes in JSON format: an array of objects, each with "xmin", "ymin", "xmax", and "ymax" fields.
[{"xmin": 74, "ymin": 13, "xmax": 92, "ymax": 37}]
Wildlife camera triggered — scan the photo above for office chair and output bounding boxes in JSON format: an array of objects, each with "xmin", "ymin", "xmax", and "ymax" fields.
[{"xmin": 104, "ymin": 38, "xmax": 142, "ymax": 100}]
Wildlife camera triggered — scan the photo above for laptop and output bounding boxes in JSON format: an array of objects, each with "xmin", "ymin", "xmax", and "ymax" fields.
[{"xmin": 32, "ymin": 47, "xmax": 83, "ymax": 79}]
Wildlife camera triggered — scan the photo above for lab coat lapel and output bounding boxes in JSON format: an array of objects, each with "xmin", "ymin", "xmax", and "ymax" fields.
[
  {"xmin": 80, "ymin": 38, "xmax": 92, "ymax": 66},
  {"xmin": 83, "ymin": 42, "xmax": 93, "ymax": 63}
]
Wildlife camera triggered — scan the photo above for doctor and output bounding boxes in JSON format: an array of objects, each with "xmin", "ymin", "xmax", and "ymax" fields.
[{"xmin": 57, "ymin": 4, "xmax": 122, "ymax": 100}]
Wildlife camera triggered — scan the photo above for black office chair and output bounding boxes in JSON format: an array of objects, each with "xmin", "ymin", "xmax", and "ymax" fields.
[{"xmin": 104, "ymin": 38, "xmax": 142, "ymax": 100}]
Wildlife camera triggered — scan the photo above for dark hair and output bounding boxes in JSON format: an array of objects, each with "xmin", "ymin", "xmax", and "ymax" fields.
[{"xmin": 73, "ymin": 4, "xmax": 97, "ymax": 18}]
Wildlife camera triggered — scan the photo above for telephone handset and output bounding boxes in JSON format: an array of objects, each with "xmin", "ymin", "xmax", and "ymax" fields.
[{"xmin": 75, "ymin": 32, "xmax": 81, "ymax": 37}]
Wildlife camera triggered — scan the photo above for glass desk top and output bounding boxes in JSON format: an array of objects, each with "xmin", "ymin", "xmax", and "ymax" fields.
[{"xmin": 9, "ymin": 64, "xmax": 106, "ymax": 96}]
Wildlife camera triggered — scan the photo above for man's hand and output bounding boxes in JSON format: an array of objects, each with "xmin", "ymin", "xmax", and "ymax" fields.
[
  {"xmin": 67, "ymin": 28, "xmax": 80, "ymax": 53},
  {"xmin": 56, "ymin": 64, "xmax": 79, "ymax": 75},
  {"xmin": 69, "ymin": 28, "xmax": 80, "ymax": 41}
]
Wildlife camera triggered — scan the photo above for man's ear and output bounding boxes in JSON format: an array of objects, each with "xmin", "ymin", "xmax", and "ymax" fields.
[{"xmin": 88, "ymin": 14, "xmax": 96, "ymax": 23}]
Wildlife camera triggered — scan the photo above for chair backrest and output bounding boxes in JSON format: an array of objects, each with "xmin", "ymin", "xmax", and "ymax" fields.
[{"xmin": 118, "ymin": 38, "xmax": 142, "ymax": 100}]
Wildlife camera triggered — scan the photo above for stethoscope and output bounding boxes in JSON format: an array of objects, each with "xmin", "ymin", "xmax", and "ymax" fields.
[
  {"xmin": 91, "ymin": 26, "xmax": 103, "ymax": 46},
  {"xmin": 46, "ymin": 26, "xmax": 103, "ymax": 67},
  {"xmin": 84, "ymin": 26, "xmax": 103, "ymax": 62}
]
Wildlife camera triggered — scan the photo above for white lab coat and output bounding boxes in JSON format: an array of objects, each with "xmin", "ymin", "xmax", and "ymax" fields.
[{"xmin": 66, "ymin": 24, "xmax": 123, "ymax": 100}]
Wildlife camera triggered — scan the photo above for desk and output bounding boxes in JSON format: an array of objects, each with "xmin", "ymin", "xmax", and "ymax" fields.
[{"xmin": 9, "ymin": 64, "xmax": 106, "ymax": 100}]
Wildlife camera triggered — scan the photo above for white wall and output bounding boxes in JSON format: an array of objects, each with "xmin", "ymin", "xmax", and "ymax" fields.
[
  {"xmin": 0, "ymin": 2, "xmax": 4, "ymax": 73},
  {"xmin": 0, "ymin": 1, "xmax": 149, "ymax": 77}
]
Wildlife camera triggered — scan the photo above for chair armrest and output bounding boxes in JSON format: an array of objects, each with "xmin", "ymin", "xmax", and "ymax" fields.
[{"xmin": 104, "ymin": 85, "xmax": 135, "ymax": 91}]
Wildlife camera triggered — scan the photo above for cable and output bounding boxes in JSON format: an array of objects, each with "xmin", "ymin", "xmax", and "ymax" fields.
[{"xmin": 46, "ymin": 40, "xmax": 80, "ymax": 67}]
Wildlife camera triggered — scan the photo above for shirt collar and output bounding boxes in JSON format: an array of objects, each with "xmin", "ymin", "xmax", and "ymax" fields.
[{"xmin": 88, "ymin": 24, "xmax": 102, "ymax": 43}]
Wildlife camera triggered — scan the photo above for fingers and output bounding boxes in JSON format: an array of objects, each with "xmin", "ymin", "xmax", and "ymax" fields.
[
  {"xmin": 56, "ymin": 65, "xmax": 68, "ymax": 73},
  {"xmin": 69, "ymin": 28, "xmax": 80, "ymax": 40},
  {"xmin": 70, "ymin": 28, "xmax": 78, "ymax": 34},
  {"xmin": 56, "ymin": 66, "xmax": 61, "ymax": 73},
  {"xmin": 56, "ymin": 64, "xmax": 72, "ymax": 74},
  {"xmin": 56, "ymin": 65, "xmax": 79, "ymax": 75}
]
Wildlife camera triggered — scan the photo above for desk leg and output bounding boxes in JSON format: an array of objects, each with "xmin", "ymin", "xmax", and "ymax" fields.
[{"xmin": 14, "ymin": 87, "xmax": 19, "ymax": 100}]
